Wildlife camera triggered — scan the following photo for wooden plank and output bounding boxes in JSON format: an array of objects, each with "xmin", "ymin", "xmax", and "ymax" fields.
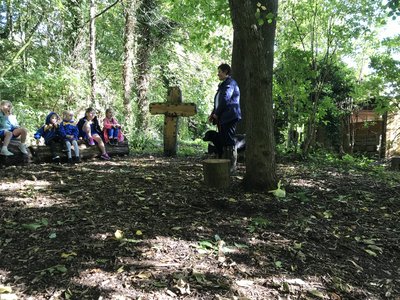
[
  {"xmin": 30, "ymin": 140, "xmax": 129, "ymax": 163},
  {"xmin": 149, "ymin": 103, "xmax": 197, "ymax": 116}
]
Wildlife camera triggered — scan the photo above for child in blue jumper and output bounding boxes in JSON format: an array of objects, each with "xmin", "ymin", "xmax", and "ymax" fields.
[
  {"xmin": 34, "ymin": 112, "xmax": 63, "ymax": 163},
  {"xmin": 60, "ymin": 110, "xmax": 80, "ymax": 164}
]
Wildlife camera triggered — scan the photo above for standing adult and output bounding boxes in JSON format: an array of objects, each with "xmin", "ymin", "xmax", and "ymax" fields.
[{"xmin": 208, "ymin": 63, "xmax": 241, "ymax": 173}]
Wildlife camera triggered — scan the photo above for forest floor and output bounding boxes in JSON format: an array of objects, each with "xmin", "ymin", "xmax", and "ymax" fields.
[{"xmin": 0, "ymin": 153, "xmax": 399, "ymax": 300}]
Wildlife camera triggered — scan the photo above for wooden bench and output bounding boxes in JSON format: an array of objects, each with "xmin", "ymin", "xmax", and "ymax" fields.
[
  {"xmin": 30, "ymin": 140, "xmax": 129, "ymax": 163},
  {"xmin": 0, "ymin": 139, "xmax": 129, "ymax": 166}
]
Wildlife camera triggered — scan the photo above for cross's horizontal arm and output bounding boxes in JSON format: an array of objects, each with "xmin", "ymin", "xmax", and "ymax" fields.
[{"xmin": 149, "ymin": 103, "xmax": 197, "ymax": 117}]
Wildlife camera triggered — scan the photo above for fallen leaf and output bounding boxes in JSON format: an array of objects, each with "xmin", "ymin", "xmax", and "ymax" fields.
[
  {"xmin": 114, "ymin": 229, "xmax": 124, "ymax": 240},
  {"xmin": 0, "ymin": 286, "xmax": 12, "ymax": 293},
  {"xmin": 236, "ymin": 279, "xmax": 254, "ymax": 287}
]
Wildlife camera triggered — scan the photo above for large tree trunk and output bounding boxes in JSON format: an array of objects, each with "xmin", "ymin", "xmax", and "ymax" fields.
[
  {"xmin": 122, "ymin": 0, "xmax": 139, "ymax": 131},
  {"xmin": 229, "ymin": 0, "xmax": 278, "ymax": 191},
  {"xmin": 89, "ymin": 0, "xmax": 98, "ymax": 105},
  {"xmin": 230, "ymin": 12, "xmax": 247, "ymax": 135}
]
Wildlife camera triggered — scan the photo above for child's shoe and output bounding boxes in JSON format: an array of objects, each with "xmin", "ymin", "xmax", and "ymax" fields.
[
  {"xmin": 18, "ymin": 143, "xmax": 28, "ymax": 155},
  {"xmin": 100, "ymin": 153, "xmax": 110, "ymax": 160},
  {"xmin": 0, "ymin": 147, "xmax": 14, "ymax": 156},
  {"xmin": 113, "ymin": 139, "xmax": 118, "ymax": 146},
  {"xmin": 74, "ymin": 156, "xmax": 81, "ymax": 164},
  {"xmin": 88, "ymin": 138, "xmax": 95, "ymax": 146},
  {"xmin": 68, "ymin": 158, "xmax": 73, "ymax": 164}
]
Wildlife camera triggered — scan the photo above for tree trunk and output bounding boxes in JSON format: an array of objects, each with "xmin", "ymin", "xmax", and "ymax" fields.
[
  {"xmin": 229, "ymin": 0, "xmax": 278, "ymax": 191},
  {"xmin": 229, "ymin": 6, "xmax": 247, "ymax": 135},
  {"xmin": 380, "ymin": 112, "xmax": 387, "ymax": 158},
  {"xmin": 89, "ymin": 0, "xmax": 98, "ymax": 106},
  {"xmin": 0, "ymin": 0, "xmax": 13, "ymax": 39},
  {"xmin": 135, "ymin": 0, "xmax": 155, "ymax": 131},
  {"xmin": 123, "ymin": 0, "xmax": 139, "ymax": 132}
]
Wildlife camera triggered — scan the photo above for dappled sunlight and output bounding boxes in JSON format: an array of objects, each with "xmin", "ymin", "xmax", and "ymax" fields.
[
  {"xmin": 290, "ymin": 178, "xmax": 333, "ymax": 192},
  {"xmin": 1, "ymin": 180, "xmax": 50, "ymax": 192},
  {"xmin": 0, "ymin": 179, "xmax": 77, "ymax": 208}
]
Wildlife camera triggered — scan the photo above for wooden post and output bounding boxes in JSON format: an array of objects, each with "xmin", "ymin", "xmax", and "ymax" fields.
[
  {"xmin": 203, "ymin": 159, "xmax": 230, "ymax": 188},
  {"xmin": 149, "ymin": 87, "xmax": 197, "ymax": 156}
]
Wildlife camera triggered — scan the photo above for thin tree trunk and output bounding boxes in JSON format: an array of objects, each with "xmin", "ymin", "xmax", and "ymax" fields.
[
  {"xmin": 380, "ymin": 112, "xmax": 387, "ymax": 158},
  {"xmin": 123, "ymin": 0, "xmax": 139, "ymax": 130},
  {"xmin": 0, "ymin": 0, "xmax": 13, "ymax": 39},
  {"xmin": 135, "ymin": 0, "xmax": 154, "ymax": 131},
  {"xmin": 229, "ymin": 0, "xmax": 278, "ymax": 191},
  {"xmin": 89, "ymin": 0, "xmax": 98, "ymax": 105}
]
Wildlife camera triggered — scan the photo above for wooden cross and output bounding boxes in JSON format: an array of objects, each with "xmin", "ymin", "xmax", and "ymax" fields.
[{"xmin": 149, "ymin": 86, "xmax": 197, "ymax": 156}]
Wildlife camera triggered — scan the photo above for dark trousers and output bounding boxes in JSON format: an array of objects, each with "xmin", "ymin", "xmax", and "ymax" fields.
[
  {"xmin": 47, "ymin": 137, "xmax": 63, "ymax": 158},
  {"xmin": 219, "ymin": 120, "xmax": 237, "ymax": 147}
]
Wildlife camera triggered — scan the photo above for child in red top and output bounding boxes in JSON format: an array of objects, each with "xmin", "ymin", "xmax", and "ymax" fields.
[{"xmin": 103, "ymin": 108, "xmax": 124, "ymax": 145}]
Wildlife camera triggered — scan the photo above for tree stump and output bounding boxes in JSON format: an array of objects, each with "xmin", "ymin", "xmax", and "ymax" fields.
[
  {"xmin": 0, "ymin": 139, "xmax": 31, "ymax": 167},
  {"xmin": 390, "ymin": 156, "xmax": 400, "ymax": 171},
  {"xmin": 30, "ymin": 140, "xmax": 129, "ymax": 163},
  {"xmin": 203, "ymin": 159, "xmax": 230, "ymax": 188}
]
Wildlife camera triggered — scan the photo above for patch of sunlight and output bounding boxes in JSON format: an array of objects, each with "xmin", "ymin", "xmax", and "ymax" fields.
[
  {"xmin": 290, "ymin": 178, "xmax": 332, "ymax": 191},
  {"xmin": 3, "ymin": 193, "xmax": 75, "ymax": 208},
  {"xmin": 1, "ymin": 180, "xmax": 50, "ymax": 191}
]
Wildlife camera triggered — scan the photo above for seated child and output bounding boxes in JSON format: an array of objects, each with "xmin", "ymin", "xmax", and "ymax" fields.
[
  {"xmin": 34, "ymin": 112, "xmax": 63, "ymax": 163},
  {"xmin": 77, "ymin": 107, "xmax": 110, "ymax": 160},
  {"xmin": 60, "ymin": 110, "xmax": 80, "ymax": 164},
  {"xmin": 0, "ymin": 100, "xmax": 29, "ymax": 156},
  {"xmin": 103, "ymin": 108, "xmax": 124, "ymax": 145}
]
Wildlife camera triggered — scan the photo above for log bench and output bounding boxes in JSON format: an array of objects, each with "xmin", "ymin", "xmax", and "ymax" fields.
[
  {"xmin": 30, "ymin": 140, "xmax": 129, "ymax": 163},
  {"xmin": 0, "ymin": 140, "xmax": 31, "ymax": 166},
  {"xmin": 1, "ymin": 139, "xmax": 129, "ymax": 166}
]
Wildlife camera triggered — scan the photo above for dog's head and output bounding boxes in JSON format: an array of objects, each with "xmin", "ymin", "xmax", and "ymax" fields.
[{"xmin": 203, "ymin": 130, "xmax": 219, "ymax": 142}]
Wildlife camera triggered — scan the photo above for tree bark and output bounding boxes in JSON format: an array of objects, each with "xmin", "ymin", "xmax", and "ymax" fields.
[
  {"xmin": 0, "ymin": 0, "xmax": 13, "ymax": 39},
  {"xmin": 229, "ymin": 5, "xmax": 247, "ymax": 135},
  {"xmin": 135, "ymin": 0, "xmax": 155, "ymax": 131},
  {"xmin": 229, "ymin": 0, "xmax": 278, "ymax": 191},
  {"xmin": 123, "ymin": 0, "xmax": 139, "ymax": 131},
  {"xmin": 89, "ymin": 0, "xmax": 98, "ymax": 105}
]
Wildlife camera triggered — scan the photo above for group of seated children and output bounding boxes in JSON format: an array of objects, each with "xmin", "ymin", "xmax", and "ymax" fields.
[{"xmin": 0, "ymin": 100, "xmax": 124, "ymax": 163}]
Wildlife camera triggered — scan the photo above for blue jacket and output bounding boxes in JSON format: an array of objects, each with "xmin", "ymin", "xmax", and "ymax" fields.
[
  {"xmin": 34, "ymin": 112, "xmax": 61, "ymax": 145},
  {"xmin": 213, "ymin": 76, "xmax": 241, "ymax": 125},
  {"xmin": 60, "ymin": 120, "xmax": 79, "ymax": 141}
]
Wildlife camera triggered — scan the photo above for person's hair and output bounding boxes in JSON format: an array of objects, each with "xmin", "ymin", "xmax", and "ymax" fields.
[
  {"xmin": 218, "ymin": 63, "xmax": 231, "ymax": 75},
  {"xmin": 85, "ymin": 107, "xmax": 95, "ymax": 114},
  {"xmin": 0, "ymin": 100, "xmax": 12, "ymax": 107},
  {"xmin": 105, "ymin": 108, "xmax": 113, "ymax": 114},
  {"xmin": 63, "ymin": 110, "xmax": 74, "ymax": 117}
]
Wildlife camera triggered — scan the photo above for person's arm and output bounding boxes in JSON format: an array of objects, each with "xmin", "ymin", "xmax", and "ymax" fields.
[
  {"xmin": 215, "ymin": 80, "xmax": 235, "ymax": 118},
  {"xmin": 103, "ymin": 118, "xmax": 113, "ymax": 129},
  {"xmin": 113, "ymin": 117, "xmax": 121, "ymax": 128},
  {"xmin": 59, "ymin": 123, "xmax": 67, "ymax": 138},
  {"xmin": 34, "ymin": 127, "xmax": 44, "ymax": 140}
]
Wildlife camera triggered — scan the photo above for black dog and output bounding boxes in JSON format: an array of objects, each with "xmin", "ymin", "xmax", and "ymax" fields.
[
  {"xmin": 203, "ymin": 130, "xmax": 223, "ymax": 158},
  {"xmin": 203, "ymin": 130, "xmax": 246, "ymax": 158}
]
